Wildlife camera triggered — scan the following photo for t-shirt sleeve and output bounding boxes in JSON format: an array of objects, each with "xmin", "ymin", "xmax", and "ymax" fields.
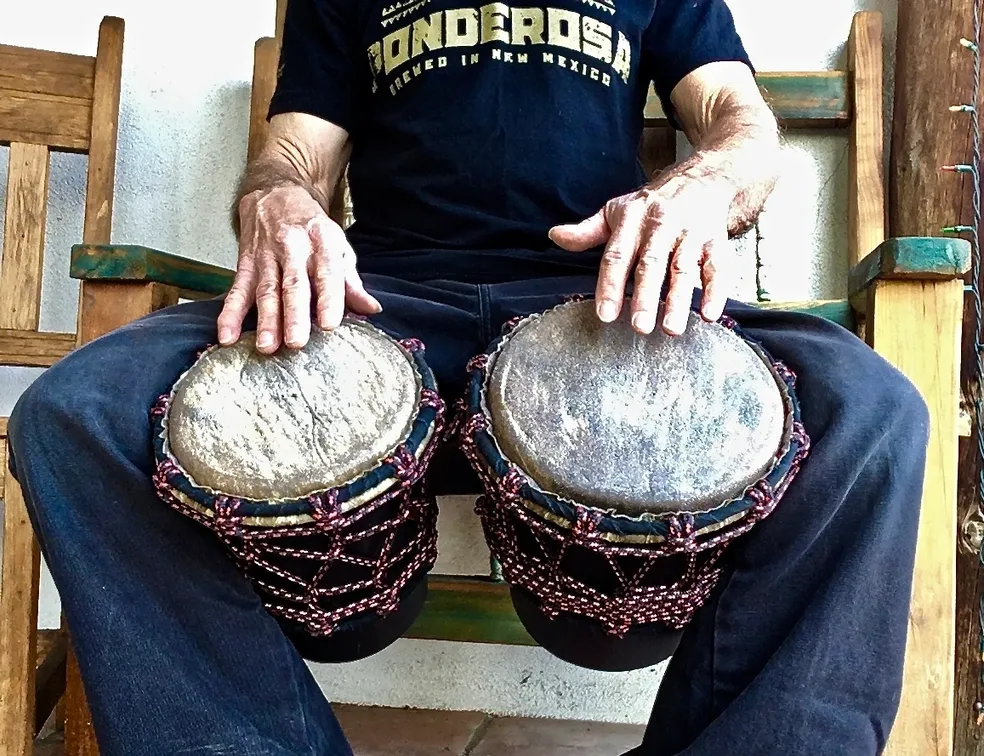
[
  {"xmin": 642, "ymin": 0, "xmax": 754, "ymax": 127},
  {"xmin": 267, "ymin": 0, "xmax": 364, "ymax": 133}
]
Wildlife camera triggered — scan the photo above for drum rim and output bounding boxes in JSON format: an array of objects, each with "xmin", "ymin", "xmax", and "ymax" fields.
[
  {"xmin": 150, "ymin": 318, "xmax": 444, "ymax": 525},
  {"xmin": 462, "ymin": 300, "xmax": 808, "ymax": 545}
]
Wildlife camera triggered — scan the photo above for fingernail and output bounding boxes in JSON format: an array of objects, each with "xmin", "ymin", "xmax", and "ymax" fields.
[
  {"xmin": 598, "ymin": 300, "xmax": 618, "ymax": 322},
  {"xmin": 256, "ymin": 333, "xmax": 273, "ymax": 349},
  {"xmin": 217, "ymin": 327, "xmax": 231, "ymax": 344},
  {"xmin": 632, "ymin": 312, "xmax": 657, "ymax": 334}
]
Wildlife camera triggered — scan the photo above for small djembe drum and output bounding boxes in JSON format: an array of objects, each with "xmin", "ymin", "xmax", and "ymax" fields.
[
  {"xmin": 459, "ymin": 299, "xmax": 810, "ymax": 671},
  {"xmin": 151, "ymin": 319, "xmax": 444, "ymax": 663}
]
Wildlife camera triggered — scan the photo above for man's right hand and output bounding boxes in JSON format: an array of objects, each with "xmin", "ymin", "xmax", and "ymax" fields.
[{"xmin": 217, "ymin": 184, "xmax": 381, "ymax": 355}]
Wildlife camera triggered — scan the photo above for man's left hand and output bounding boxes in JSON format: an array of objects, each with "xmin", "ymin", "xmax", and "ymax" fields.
[{"xmin": 549, "ymin": 171, "xmax": 734, "ymax": 337}]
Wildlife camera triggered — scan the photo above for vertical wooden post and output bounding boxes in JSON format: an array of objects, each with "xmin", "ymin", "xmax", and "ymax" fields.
[
  {"xmin": 847, "ymin": 11, "xmax": 886, "ymax": 269},
  {"xmin": 63, "ymin": 16, "xmax": 125, "ymax": 756},
  {"xmin": 890, "ymin": 0, "xmax": 979, "ymax": 753}
]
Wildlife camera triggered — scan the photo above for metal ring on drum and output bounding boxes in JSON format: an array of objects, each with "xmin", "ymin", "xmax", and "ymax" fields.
[
  {"xmin": 150, "ymin": 318, "xmax": 445, "ymax": 663},
  {"xmin": 459, "ymin": 300, "xmax": 810, "ymax": 672}
]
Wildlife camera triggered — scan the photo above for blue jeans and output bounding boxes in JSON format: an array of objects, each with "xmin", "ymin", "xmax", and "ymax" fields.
[{"xmin": 6, "ymin": 273, "xmax": 928, "ymax": 755}]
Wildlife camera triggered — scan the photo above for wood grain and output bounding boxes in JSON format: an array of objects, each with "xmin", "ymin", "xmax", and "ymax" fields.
[
  {"xmin": 0, "ymin": 471, "xmax": 42, "ymax": 756},
  {"xmin": 890, "ymin": 0, "xmax": 976, "ymax": 239},
  {"xmin": 78, "ymin": 282, "xmax": 178, "ymax": 346},
  {"xmin": 64, "ymin": 648, "xmax": 98, "ymax": 756},
  {"xmin": 0, "ymin": 419, "xmax": 6, "ymax": 500},
  {"xmin": 0, "ymin": 89, "xmax": 91, "ymax": 152},
  {"xmin": 82, "ymin": 17, "xmax": 124, "ymax": 246},
  {"xmin": 247, "ymin": 37, "xmax": 278, "ymax": 166},
  {"xmin": 0, "ymin": 44, "xmax": 94, "ymax": 100},
  {"xmin": 847, "ymin": 12, "xmax": 886, "ymax": 268},
  {"xmin": 870, "ymin": 280, "xmax": 963, "ymax": 756},
  {"xmin": 0, "ymin": 143, "xmax": 49, "ymax": 331},
  {"xmin": 276, "ymin": 0, "xmax": 288, "ymax": 46},
  {"xmin": 0, "ymin": 330, "xmax": 76, "ymax": 367}
]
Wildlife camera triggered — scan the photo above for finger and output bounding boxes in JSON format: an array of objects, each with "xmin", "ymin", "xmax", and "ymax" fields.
[
  {"xmin": 699, "ymin": 236, "xmax": 728, "ymax": 322},
  {"xmin": 628, "ymin": 225, "xmax": 678, "ymax": 334},
  {"xmin": 548, "ymin": 209, "xmax": 610, "ymax": 252},
  {"xmin": 660, "ymin": 234, "xmax": 704, "ymax": 337},
  {"xmin": 595, "ymin": 203, "xmax": 648, "ymax": 323},
  {"xmin": 310, "ymin": 222, "xmax": 346, "ymax": 330},
  {"xmin": 341, "ymin": 249, "xmax": 382, "ymax": 315},
  {"xmin": 218, "ymin": 206, "xmax": 260, "ymax": 346},
  {"xmin": 281, "ymin": 249, "xmax": 312, "ymax": 350},
  {"xmin": 217, "ymin": 263, "xmax": 257, "ymax": 346},
  {"xmin": 254, "ymin": 255, "xmax": 282, "ymax": 354}
]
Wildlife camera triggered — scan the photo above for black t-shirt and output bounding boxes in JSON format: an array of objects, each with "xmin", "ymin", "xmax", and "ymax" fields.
[{"xmin": 269, "ymin": 0, "xmax": 752, "ymax": 284}]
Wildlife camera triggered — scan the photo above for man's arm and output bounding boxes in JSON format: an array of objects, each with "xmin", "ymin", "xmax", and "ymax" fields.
[
  {"xmin": 659, "ymin": 61, "xmax": 781, "ymax": 239},
  {"xmin": 229, "ymin": 112, "xmax": 351, "ymax": 239},
  {"xmin": 550, "ymin": 61, "xmax": 782, "ymax": 337},
  {"xmin": 218, "ymin": 112, "xmax": 380, "ymax": 354}
]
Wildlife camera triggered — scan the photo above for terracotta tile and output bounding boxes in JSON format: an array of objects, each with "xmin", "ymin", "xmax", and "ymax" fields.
[
  {"xmin": 334, "ymin": 704, "xmax": 487, "ymax": 756},
  {"xmin": 469, "ymin": 716, "xmax": 645, "ymax": 756}
]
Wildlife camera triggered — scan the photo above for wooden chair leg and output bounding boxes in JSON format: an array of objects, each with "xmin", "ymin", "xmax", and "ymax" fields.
[
  {"xmin": 64, "ymin": 646, "xmax": 98, "ymax": 756},
  {"xmin": 869, "ymin": 279, "xmax": 962, "ymax": 756},
  {"xmin": 60, "ymin": 280, "xmax": 181, "ymax": 756},
  {"xmin": 0, "ymin": 453, "xmax": 42, "ymax": 756}
]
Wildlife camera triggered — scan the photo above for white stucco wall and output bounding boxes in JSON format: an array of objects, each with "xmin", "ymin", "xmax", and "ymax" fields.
[{"xmin": 0, "ymin": 0, "xmax": 896, "ymax": 724}]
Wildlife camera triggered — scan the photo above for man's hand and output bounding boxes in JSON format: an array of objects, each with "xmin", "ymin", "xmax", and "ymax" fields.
[
  {"xmin": 550, "ymin": 172, "xmax": 732, "ymax": 337},
  {"xmin": 218, "ymin": 112, "xmax": 378, "ymax": 354},
  {"xmin": 551, "ymin": 61, "xmax": 781, "ymax": 337},
  {"xmin": 217, "ymin": 186, "xmax": 381, "ymax": 354}
]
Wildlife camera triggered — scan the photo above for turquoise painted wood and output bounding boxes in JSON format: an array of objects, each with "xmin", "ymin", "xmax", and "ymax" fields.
[
  {"xmin": 848, "ymin": 237, "xmax": 972, "ymax": 299},
  {"xmin": 644, "ymin": 71, "xmax": 849, "ymax": 128},
  {"xmin": 71, "ymin": 244, "xmax": 234, "ymax": 296},
  {"xmin": 407, "ymin": 577, "xmax": 534, "ymax": 646},
  {"xmin": 69, "ymin": 244, "xmax": 857, "ymax": 328}
]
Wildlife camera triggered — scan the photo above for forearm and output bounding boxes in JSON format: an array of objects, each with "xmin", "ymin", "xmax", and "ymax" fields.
[
  {"xmin": 653, "ymin": 92, "xmax": 781, "ymax": 238},
  {"xmin": 231, "ymin": 114, "xmax": 351, "ymax": 239}
]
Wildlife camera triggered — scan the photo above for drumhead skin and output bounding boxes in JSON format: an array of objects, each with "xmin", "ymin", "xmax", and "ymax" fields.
[
  {"xmin": 486, "ymin": 301, "xmax": 790, "ymax": 516},
  {"xmin": 166, "ymin": 321, "xmax": 421, "ymax": 501}
]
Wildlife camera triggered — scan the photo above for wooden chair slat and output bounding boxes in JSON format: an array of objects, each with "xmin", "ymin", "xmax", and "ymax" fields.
[
  {"xmin": 0, "ymin": 45, "xmax": 95, "ymax": 100},
  {"xmin": 0, "ymin": 330, "xmax": 76, "ymax": 368},
  {"xmin": 82, "ymin": 16, "xmax": 124, "ymax": 246},
  {"xmin": 248, "ymin": 37, "xmax": 279, "ymax": 166},
  {"xmin": 0, "ymin": 143, "xmax": 50, "ymax": 330},
  {"xmin": 848, "ymin": 12, "xmax": 886, "ymax": 268},
  {"xmin": 0, "ymin": 90, "xmax": 91, "ymax": 152}
]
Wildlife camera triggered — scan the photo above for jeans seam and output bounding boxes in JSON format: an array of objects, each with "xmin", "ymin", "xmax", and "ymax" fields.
[{"xmin": 477, "ymin": 284, "xmax": 493, "ymax": 346}]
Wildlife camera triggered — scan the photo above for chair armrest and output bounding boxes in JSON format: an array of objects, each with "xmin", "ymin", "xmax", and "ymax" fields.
[
  {"xmin": 848, "ymin": 237, "xmax": 971, "ymax": 312},
  {"xmin": 70, "ymin": 244, "xmax": 235, "ymax": 298}
]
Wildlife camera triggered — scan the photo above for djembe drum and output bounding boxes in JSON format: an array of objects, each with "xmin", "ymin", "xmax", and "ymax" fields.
[
  {"xmin": 150, "ymin": 319, "xmax": 444, "ymax": 663},
  {"xmin": 459, "ymin": 299, "xmax": 810, "ymax": 671}
]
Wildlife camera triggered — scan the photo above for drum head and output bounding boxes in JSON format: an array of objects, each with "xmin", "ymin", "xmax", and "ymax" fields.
[
  {"xmin": 486, "ymin": 301, "xmax": 789, "ymax": 516},
  {"xmin": 166, "ymin": 320, "xmax": 421, "ymax": 501}
]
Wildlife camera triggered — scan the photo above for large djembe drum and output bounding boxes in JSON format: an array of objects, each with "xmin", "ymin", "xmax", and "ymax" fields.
[
  {"xmin": 459, "ymin": 299, "xmax": 810, "ymax": 671},
  {"xmin": 151, "ymin": 319, "xmax": 444, "ymax": 662}
]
